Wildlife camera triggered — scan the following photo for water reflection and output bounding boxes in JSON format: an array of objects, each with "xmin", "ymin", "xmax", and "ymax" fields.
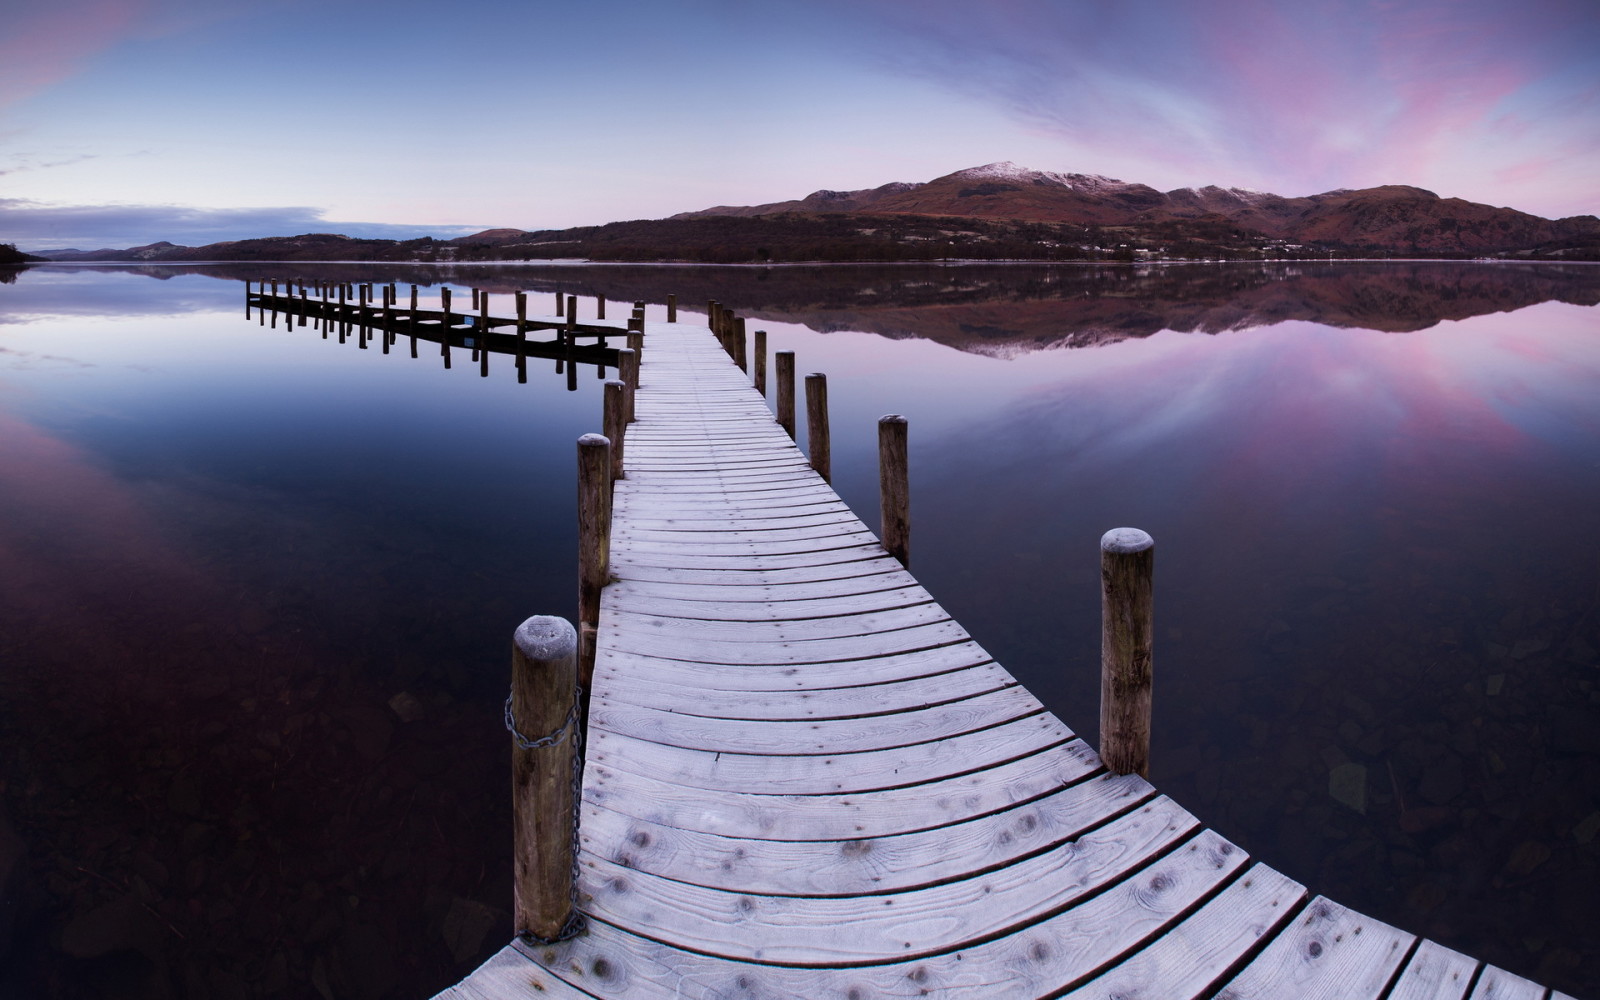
[{"xmin": 1, "ymin": 262, "xmax": 1597, "ymax": 998}]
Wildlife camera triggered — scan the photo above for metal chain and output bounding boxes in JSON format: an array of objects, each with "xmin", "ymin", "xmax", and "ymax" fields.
[
  {"xmin": 507, "ymin": 684, "xmax": 587, "ymax": 944},
  {"xmin": 504, "ymin": 691, "xmax": 578, "ymax": 750}
]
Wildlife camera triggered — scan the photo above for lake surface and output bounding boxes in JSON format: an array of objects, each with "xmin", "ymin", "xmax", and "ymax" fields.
[{"xmin": 1, "ymin": 260, "xmax": 1597, "ymax": 999}]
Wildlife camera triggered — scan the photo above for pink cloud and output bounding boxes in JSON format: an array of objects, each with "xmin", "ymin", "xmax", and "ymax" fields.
[{"xmin": 0, "ymin": 0, "xmax": 148, "ymax": 107}]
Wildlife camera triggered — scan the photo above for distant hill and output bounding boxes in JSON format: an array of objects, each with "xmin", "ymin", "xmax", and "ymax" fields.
[{"xmin": 26, "ymin": 163, "xmax": 1600, "ymax": 263}]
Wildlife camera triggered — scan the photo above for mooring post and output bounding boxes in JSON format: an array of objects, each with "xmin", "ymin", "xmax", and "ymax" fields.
[
  {"xmin": 1100, "ymin": 528, "xmax": 1154, "ymax": 777},
  {"xmin": 577, "ymin": 434, "xmax": 612, "ymax": 691},
  {"xmin": 667, "ymin": 293, "xmax": 677, "ymax": 323},
  {"xmin": 476, "ymin": 293, "xmax": 488, "ymax": 353},
  {"xmin": 596, "ymin": 295, "xmax": 605, "ymax": 320},
  {"xmin": 805, "ymin": 373, "xmax": 831, "ymax": 483},
  {"xmin": 776, "ymin": 350, "xmax": 796, "ymax": 439},
  {"xmin": 509, "ymin": 615, "xmax": 582, "ymax": 943},
  {"xmin": 565, "ymin": 294, "xmax": 577, "ymax": 333},
  {"xmin": 618, "ymin": 347, "xmax": 639, "ymax": 423},
  {"xmin": 753, "ymin": 330, "xmax": 768, "ymax": 396},
  {"xmin": 603, "ymin": 380, "xmax": 627, "ymax": 482},
  {"xmin": 707, "ymin": 300, "xmax": 719, "ymax": 330},
  {"xmin": 879, "ymin": 415, "xmax": 910, "ymax": 566},
  {"xmin": 627, "ymin": 330, "xmax": 643, "ymax": 362},
  {"xmin": 733, "ymin": 317, "xmax": 749, "ymax": 372}
]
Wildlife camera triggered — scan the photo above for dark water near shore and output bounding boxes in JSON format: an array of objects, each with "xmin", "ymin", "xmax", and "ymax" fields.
[{"xmin": 1, "ymin": 261, "xmax": 1597, "ymax": 998}]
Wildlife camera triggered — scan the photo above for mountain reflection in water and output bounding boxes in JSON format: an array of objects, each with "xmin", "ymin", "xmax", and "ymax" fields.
[{"xmin": 0, "ymin": 261, "xmax": 1596, "ymax": 1000}]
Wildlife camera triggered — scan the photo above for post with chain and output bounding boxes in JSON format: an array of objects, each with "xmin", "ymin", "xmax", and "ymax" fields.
[
  {"xmin": 879, "ymin": 414, "xmax": 909, "ymax": 566},
  {"xmin": 508, "ymin": 615, "xmax": 584, "ymax": 942},
  {"xmin": 577, "ymin": 434, "xmax": 612, "ymax": 693},
  {"xmin": 775, "ymin": 350, "xmax": 796, "ymax": 439},
  {"xmin": 1100, "ymin": 528, "xmax": 1154, "ymax": 777},
  {"xmin": 805, "ymin": 372, "xmax": 831, "ymax": 483}
]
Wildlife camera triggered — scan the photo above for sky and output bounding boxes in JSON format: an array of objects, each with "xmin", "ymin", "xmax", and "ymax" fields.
[{"xmin": 2, "ymin": 0, "xmax": 1597, "ymax": 250}]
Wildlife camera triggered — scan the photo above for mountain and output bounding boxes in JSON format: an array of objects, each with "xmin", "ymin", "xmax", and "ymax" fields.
[
  {"xmin": 675, "ymin": 162, "xmax": 1600, "ymax": 255},
  {"xmin": 23, "ymin": 163, "xmax": 1600, "ymax": 263}
]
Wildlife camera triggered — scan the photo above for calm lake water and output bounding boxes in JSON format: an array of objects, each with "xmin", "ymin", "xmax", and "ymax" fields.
[{"xmin": 1, "ymin": 261, "xmax": 1597, "ymax": 999}]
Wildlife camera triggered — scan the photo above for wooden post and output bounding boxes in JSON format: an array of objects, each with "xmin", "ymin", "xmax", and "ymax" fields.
[
  {"xmin": 577, "ymin": 434, "xmax": 612, "ymax": 691},
  {"xmin": 627, "ymin": 330, "xmax": 643, "ymax": 360},
  {"xmin": 805, "ymin": 373, "xmax": 830, "ymax": 483},
  {"xmin": 617, "ymin": 347, "xmax": 638, "ymax": 423},
  {"xmin": 707, "ymin": 300, "xmax": 719, "ymax": 330},
  {"xmin": 565, "ymin": 294, "xmax": 576, "ymax": 332},
  {"xmin": 753, "ymin": 330, "xmax": 768, "ymax": 396},
  {"xmin": 603, "ymin": 380, "xmax": 626, "ymax": 482},
  {"xmin": 879, "ymin": 415, "xmax": 909, "ymax": 566},
  {"xmin": 479, "ymin": 295, "xmax": 491, "ymax": 376},
  {"xmin": 1100, "ymin": 528, "xmax": 1154, "ymax": 778},
  {"xmin": 775, "ymin": 350, "xmax": 796, "ymax": 439},
  {"xmin": 667, "ymin": 293, "xmax": 677, "ymax": 322},
  {"xmin": 733, "ymin": 317, "xmax": 748, "ymax": 372},
  {"xmin": 596, "ymin": 295, "xmax": 605, "ymax": 320},
  {"xmin": 509, "ymin": 615, "xmax": 582, "ymax": 942}
]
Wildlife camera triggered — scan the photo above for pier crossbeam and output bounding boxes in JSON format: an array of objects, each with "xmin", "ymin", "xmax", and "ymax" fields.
[{"xmin": 438, "ymin": 315, "xmax": 1568, "ymax": 1000}]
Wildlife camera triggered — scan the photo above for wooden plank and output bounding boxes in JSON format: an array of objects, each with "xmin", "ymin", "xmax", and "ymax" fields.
[
  {"xmin": 592, "ymin": 662, "xmax": 1012, "ymax": 720},
  {"xmin": 578, "ymin": 795, "xmax": 1199, "ymax": 963},
  {"xmin": 598, "ymin": 619, "xmax": 972, "ymax": 665},
  {"xmin": 604, "ymin": 567, "xmax": 920, "ymax": 603},
  {"xmin": 609, "ymin": 543, "xmax": 899, "ymax": 575},
  {"xmin": 589, "ymin": 685, "xmax": 1044, "ymax": 756},
  {"xmin": 585, "ymin": 711, "xmax": 1071, "ymax": 796},
  {"xmin": 583, "ymin": 737, "xmax": 1104, "ymax": 840},
  {"xmin": 1059, "ymin": 862, "xmax": 1305, "ymax": 1000},
  {"xmin": 603, "ymin": 601, "xmax": 949, "ymax": 644},
  {"xmin": 580, "ymin": 775, "xmax": 1163, "ymax": 895},
  {"xmin": 1215, "ymin": 896, "xmax": 1413, "ymax": 1000},
  {"xmin": 604, "ymin": 583, "xmax": 933, "ymax": 621},
  {"xmin": 520, "ymin": 829, "xmax": 1247, "ymax": 996},
  {"xmin": 609, "ymin": 525, "xmax": 883, "ymax": 553},
  {"xmin": 604, "ymin": 554, "xmax": 908, "ymax": 587},
  {"xmin": 590, "ymin": 638, "xmax": 998, "ymax": 692},
  {"xmin": 1386, "ymin": 939, "xmax": 1478, "ymax": 1000},
  {"xmin": 1467, "ymin": 966, "xmax": 1549, "ymax": 1000},
  {"xmin": 430, "ymin": 942, "xmax": 601, "ymax": 999}
]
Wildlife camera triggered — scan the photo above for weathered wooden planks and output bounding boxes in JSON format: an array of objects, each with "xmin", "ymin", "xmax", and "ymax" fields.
[{"xmin": 438, "ymin": 316, "xmax": 1563, "ymax": 1000}]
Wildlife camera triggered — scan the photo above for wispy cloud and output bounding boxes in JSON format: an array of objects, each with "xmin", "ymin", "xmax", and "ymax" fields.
[
  {"xmin": 0, "ymin": 153, "xmax": 100, "ymax": 176},
  {"xmin": 819, "ymin": 0, "xmax": 1600, "ymax": 215},
  {"xmin": 0, "ymin": 199, "xmax": 484, "ymax": 251}
]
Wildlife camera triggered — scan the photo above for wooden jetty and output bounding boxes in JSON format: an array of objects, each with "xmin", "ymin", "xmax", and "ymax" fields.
[
  {"xmin": 390, "ymin": 295, "xmax": 1571, "ymax": 999},
  {"xmin": 244, "ymin": 281, "xmax": 624, "ymax": 380}
]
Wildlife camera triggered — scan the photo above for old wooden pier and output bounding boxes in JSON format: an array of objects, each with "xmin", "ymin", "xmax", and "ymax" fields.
[{"xmin": 246, "ymin": 285, "xmax": 1573, "ymax": 999}]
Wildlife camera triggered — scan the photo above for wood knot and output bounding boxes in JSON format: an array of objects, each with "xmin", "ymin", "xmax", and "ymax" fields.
[
  {"xmin": 841, "ymin": 839, "xmax": 873, "ymax": 856},
  {"xmin": 1308, "ymin": 940, "xmax": 1324, "ymax": 958}
]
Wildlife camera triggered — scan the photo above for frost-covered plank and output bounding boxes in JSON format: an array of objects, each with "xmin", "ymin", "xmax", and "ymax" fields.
[
  {"xmin": 579, "ymin": 798, "xmax": 1200, "ymax": 963},
  {"xmin": 588, "ymin": 684, "xmax": 1043, "ymax": 755},
  {"xmin": 1216, "ymin": 896, "xmax": 1413, "ymax": 1000},
  {"xmin": 585, "ymin": 711, "xmax": 1067, "ymax": 795},
  {"xmin": 590, "ymin": 638, "xmax": 998, "ymax": 692},
  {"xmin": 591, "ymin": 661, "xmax": 1011, "ymax": 718},
  {"xmin": 1467, "ymin": 965, "xmax": 1549, "ymax": 1000},
  {"xmin": 580, "ymin": 775, "xmax": 1163, "ymax": 895},
  {"xmin": 1386, "ymin": 939, "xmax": 1478, "ymax": 1000},
  {"xmin": 582, "ymin": 739, "xmax": 1103, "ymax": 840}
]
